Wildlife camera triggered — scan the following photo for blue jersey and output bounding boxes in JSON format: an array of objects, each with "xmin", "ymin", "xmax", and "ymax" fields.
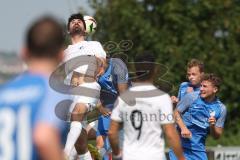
[
  {"xmin": 98, "ymin": 58, "xmax": 129, "ymax": 110},
  {"xmin": 0, "ymin": 72, "xmax": 67, "ymax": 160},
  {"xmin": 177, "ymin": 82, "xmax": 200, "ymax": 101},
  {"xmin": 97, "ymin": 58, "xmax": 128, "ymax": 142},
  {"xmin": 176, "ymin": 92, "xmax": 227, "ymax": 152},
  {"xmin": 97, "ymin": 58, "xmax": 128, "ymax": 159}
]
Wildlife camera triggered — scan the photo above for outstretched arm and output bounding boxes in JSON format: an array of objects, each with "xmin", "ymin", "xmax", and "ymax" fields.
[
  {"xmin": 174, "ymin": 110, "xmax": 192, "ymax": 138},
  {"xmin": 209, "ymin": 104, "xmax": 226, "ymax": 139},
  {"xmin": 162, "ymin": 123, "xmax": 185, "ymax": 160},
  {"xmin": 208, "ymin": 116, "xmax": 224, "ymax": 139},
  {"xmin": 108, "ymin": 120, "xmax": 121, "ymax": 156}
]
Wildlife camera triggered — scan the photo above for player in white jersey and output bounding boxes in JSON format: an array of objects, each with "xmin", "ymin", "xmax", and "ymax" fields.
[
  {"xmin": 109, "ymin": 52, "xmax": 185, "ymax": 160},
  {"xmin": 63, "ymin": 13, "xmax": 106, "ymax": 160}
]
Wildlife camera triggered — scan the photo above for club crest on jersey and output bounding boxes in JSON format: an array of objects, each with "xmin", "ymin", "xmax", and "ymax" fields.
[
  {"xmin": 79, "ymin": 46, "xmax": 84, "ymax": 50},
  {"xmin": 209, "ymin": 110, "xmax": 216, "ymax": 117},
  {"xmin": 108, "ymin": 75, "xmax": 112, "ymax": 82}
]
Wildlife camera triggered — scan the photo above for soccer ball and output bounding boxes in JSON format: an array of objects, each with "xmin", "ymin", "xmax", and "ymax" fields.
[{"xmin": 84, "ymin": 15, "xmax": 97, "ymax": 35}]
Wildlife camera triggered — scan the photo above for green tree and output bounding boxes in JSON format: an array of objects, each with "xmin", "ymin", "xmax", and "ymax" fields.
[{"xmin": 89, "ymin": 0, "xmax": 240, "ymax": 146}]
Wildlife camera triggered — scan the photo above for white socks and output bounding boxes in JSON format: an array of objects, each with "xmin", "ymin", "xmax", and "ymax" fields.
[
  {"xmin": 77, "ymin": 151, "xmax": 92, "ymax": 160},
  {"xmin": 64, "ymin": 121, "xmax": 83, "ymax": 157}
]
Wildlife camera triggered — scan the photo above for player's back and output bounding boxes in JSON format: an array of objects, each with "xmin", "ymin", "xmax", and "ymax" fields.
[
  {"xmin": 112, "ymin": 84, "xmax": 174, "ymax": 160},
  {"xmin": 0, "ymin": 72, "xmax": 66, "ymax": 160}
]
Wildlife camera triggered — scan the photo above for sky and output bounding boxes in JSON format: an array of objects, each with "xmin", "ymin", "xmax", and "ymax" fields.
[{"xmin": 0, "ymin": 0, "xmax": 93, "ymax": 54}]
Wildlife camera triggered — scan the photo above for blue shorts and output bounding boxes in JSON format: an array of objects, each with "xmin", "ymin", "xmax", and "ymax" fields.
[
  {"xmin": 96, "ymin": 115, "xmax": 111, "ymax": 136},
  {"xmin": 168, "ymin": 148, "xmax": 207, "ymax": 160}
]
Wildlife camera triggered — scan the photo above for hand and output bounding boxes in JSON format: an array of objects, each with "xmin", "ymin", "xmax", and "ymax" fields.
[
  {"xmin": 181, "ymin": 127, "xmax": 192, "ymax": 138},
  {"xmin": 171, "ymin": 96, "xmax": 179, "ymax": 104},
  {"xmin": 97, "ymin": 104, "xmax": 111, "ymax": 116},
  {"xmin": 186, "ymin": 87, "xmax": 194, "ymax": 93},
  {"xmin": 208, "ymin": 116, "xmax": 216, "ymax": 126}
]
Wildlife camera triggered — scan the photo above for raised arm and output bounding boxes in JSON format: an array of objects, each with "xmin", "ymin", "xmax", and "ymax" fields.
[
  {"xmin": 208, "ymin": 104, "xmax": 226, "ymax": 139},
  {"xmin": 174, "ymin": 92, "xmax": 198, "ymax": 138},
  {"xmin": 108, "ymin": 120, "xmax": 121, "ymax": 156},
  {"xmin": 174, "ymin": 109, "xmax": 192, "ymax": 138}
]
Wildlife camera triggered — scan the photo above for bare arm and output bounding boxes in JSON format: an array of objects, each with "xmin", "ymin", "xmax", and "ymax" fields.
[
  {"xmin": 162, "ymin": 123, "xmax": 185, "ymax": 160},
  {"xmin": 208, "ymin": 117, "xmax": 224, "ymax": 139},
  {"xmin": 210, "ymin": 126, "xmax": 223, "ymax": 139},
  {"xmin": 108, "ymin": 120, "xmax": 121, "ymax": 156},
  {"xmin": 174, "ymin": 109, "xmax": 192, "ymax": 138},
  {"xmin": 97, "ymin": 83, "xmax": 128, "ymax": 116},
  {"xmin": 117, "ymin": 83, "xmax": 128, "ymax": 93},
  {"xmin": 33, "ymin": 123, "xmax": 64, "ymax": 160}
]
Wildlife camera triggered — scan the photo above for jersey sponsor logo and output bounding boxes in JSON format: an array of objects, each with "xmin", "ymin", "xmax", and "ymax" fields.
[{"xmin": 0, "ymin": 86, "xmax": 42, "ymax": 104}]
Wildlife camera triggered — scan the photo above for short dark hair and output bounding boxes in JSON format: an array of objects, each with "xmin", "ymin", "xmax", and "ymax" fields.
[
  {"xmin": 134, "ymin": 51, "xmax": 156, "ymax": 81},
  {"xmin": 187, "ymin": 59, "xmax": 204, "ymax": 72},
  {"xmin": 26, "ymin": 16, "xmax": 65, "ymax": 58},
  {"xmin": 67, "ymin": 13, "xmax": 86, "ymax": 30},
  {"xmin": 201, "ymin": 73, "xmax": 221, "ymax": 89}
]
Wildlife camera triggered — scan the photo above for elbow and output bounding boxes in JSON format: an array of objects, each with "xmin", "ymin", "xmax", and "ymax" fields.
[
  {"xmin": 212, "ymin": 131, "xmax": 222, "ymax": 140},
  {"xmin": 213, "ymin": 136, "xmax": 220, "ymax": 140},
  {"xmin": 212, "ymin": 134, "xmax": 221, "ymax": 140}
]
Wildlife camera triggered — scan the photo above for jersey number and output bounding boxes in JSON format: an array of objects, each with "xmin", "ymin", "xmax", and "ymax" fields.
[
  {"xmin": 130, "ymin": 110, "xmax": 143, "ymax": 140},
  {"xmin": 0, "ymin": 106, "xmax": 31, "ymax": 160}
]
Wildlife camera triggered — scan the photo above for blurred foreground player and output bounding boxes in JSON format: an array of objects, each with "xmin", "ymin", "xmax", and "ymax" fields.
[{"xmin": 0, "ymin": 16, "xmax": 67, "ymax": 160}]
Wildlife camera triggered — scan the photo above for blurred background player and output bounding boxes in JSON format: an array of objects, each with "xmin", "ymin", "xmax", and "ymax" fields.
[
  {"xmin": 63, "ymin": 13, "xmax": 106, "ymax": 160},
  {"xmin": 109, "ymin": 52, "xmax": 185, "ymax": 160},
  {"xmin": 171, "ymin": 59, "xmax": 204, "ymax": 104},
  {"xmin": 169, "ymin": 73, "xmax": 227, "ymax": 160},
  {"xmin": 96, "ymin": 57, "xmax": 129, "ymax": 159},
  {"xmin": 0, "ymin": 16, "xmax": 67, "ymax": 160}
]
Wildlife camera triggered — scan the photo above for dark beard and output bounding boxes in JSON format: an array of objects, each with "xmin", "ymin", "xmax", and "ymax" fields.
[{"xmin": 70, "ymin": 26, "xmax": 86, "ymax": 36}]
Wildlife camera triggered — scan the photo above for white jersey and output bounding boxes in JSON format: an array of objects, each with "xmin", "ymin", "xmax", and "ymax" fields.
[
  {"xmin": 64, "ymin": 41, "xmax": 106, "ymax": 84},
  {"xmin": 64, "ymin": 41, "xmax": 106, "ymax": 61},
  {"xmin": 111, "ymin": 84, "xmax": 174, "ymax": 160}
]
